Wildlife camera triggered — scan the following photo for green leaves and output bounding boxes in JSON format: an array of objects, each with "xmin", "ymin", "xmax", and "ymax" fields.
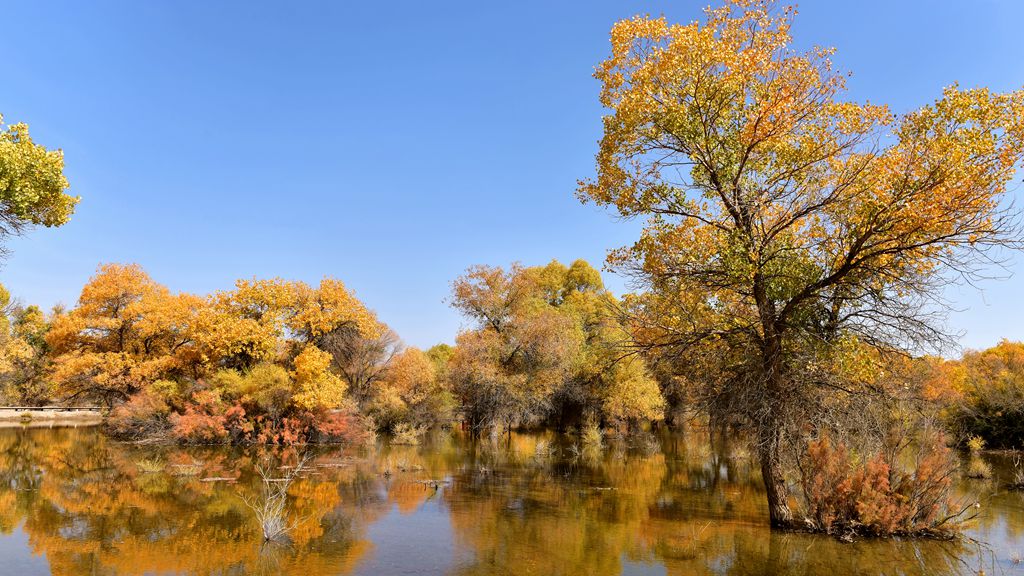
[{"xmin": 0, "ymin": 117, "xmax": 78, "ymax": 239}]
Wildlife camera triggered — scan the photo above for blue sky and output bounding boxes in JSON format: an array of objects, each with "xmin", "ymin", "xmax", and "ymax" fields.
[{"xmin": 1, "ymin": 1, "xmax": 1022, "ymax": 352}]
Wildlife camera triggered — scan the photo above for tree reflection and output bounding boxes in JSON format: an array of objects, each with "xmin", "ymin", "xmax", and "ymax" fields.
[
  {"xmin": 0, "ymin": 428, "xmax": 378, "ymax": 575},
  {"xmin": 0, "ymin": 427, "xmax": 1014, "ymax": 576}
]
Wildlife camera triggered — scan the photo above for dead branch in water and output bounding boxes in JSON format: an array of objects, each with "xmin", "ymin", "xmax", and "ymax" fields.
[{"xmin": 240, "ymin": 452, "xmax": 313, "ymax": 542}]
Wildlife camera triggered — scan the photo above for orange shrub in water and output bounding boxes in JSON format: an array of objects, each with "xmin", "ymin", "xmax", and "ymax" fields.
[
  {"xmin": 251, "ymin": 409, "xmax": 369, "ymax": 445},
  {"xmin": 170, "ymin": 391, "xmax": 253, "ymax": 444},
  {"xmin": 312, "ymin": 410, "xmax": 371, "ymax": 444},
  {"xmin": 800, "ymin": 433, "xmax": 959, "ymax": 537}
]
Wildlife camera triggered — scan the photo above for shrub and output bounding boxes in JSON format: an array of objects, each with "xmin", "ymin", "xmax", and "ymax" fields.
[
  {"xmin": 105, "ymin": 390, "xmax": 171, "ymax": 440},
  {"xmin": 581, "ymin": 422, "xmax": 604, "ymax": 449},
  {"xmin": 967, "ymin": 435, "xmax": 986, "ymax": 453},
  {"xmin": 310, "ymin": 409, "xmax": 371, "ymax": 444},
  {"xmin": 254, "ymin": 416, "xmax": 307, "ymax": 445},
  {"xmin": 171, "ymin": 405, "xmax": 229, "ymax": 444},
  {"xmin": 169, "ymin": 390, "xmax": 243, "ymax": 444},
  {"xmin": 799, "ymin": 432, "xmax": 965, "ymax": 537},
  {"xmin": 965, "ymin": 457, "xmax": 993, "ymax": 479},
  {"xmin": 391, "ymin": 422, "xmax": 425, "ymax": 445}
]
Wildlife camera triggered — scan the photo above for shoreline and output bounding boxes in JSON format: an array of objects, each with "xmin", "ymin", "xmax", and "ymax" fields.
[{"xmin": 0, "ymin": 408, "xmax": 103, "ymax": 427}]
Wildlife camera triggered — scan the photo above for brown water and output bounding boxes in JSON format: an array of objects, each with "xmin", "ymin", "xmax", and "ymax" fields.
[{"xmin": 0, "ymin": 426, "xmax": 1021, "ymax": 576}]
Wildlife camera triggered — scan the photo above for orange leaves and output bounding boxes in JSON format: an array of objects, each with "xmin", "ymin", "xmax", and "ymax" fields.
[
  {"xmin": 800, "ymin": 433, "xmax": 957, "ymax": 536},
  {"xmin": 44, "ymin": 263, "xmax": 383, "ymax": 418},
  {"xmin": 383, "ymin": 347, "xmax": 436, "ymax": 405},
  {"xmin": 290, "ymin": 278, "xmax": 384, "ymax": 341}
]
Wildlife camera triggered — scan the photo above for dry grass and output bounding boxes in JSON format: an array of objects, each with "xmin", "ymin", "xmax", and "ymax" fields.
[
  {"xmin": 965, "ymin": 457, "xmax": 993, "ymax": 480},
  {"xmin": 135, "ymin": 457, "xmax": 165, "ymax": 474},
  {"xmin": 391, "ymin": 423, "xmax": 425, "ymax": 445}
]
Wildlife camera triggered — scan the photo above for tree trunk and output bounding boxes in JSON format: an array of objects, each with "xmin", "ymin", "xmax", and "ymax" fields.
[{"xmin": 757, "ymin": 423, "xmax": 794, "ymax": 528}]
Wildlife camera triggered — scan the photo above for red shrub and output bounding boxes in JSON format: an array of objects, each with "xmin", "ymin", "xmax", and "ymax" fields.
[
  {"xmin": 255, "ymin": 416, "xmax": 308, "ymax": 445},
  {"xmin": 170, "ymin": 406, "xmax": 228, "ymax": 444},
  {"xmin": 248, "ymin": 410, "xmax": 370, "ymax": 445},
  {"xmin": 800, "ymin": 433, "xmax": 960, "ymax": 537},
  {"xmin": 311, "ymin": 410, "xmax": 371, "ymax": 444}
]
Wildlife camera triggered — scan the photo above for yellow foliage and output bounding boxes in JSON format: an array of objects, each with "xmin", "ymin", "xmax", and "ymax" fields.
[
  {"xmin": 42, "ymin": 264, "xmax": 380, "ymax": 413},
  {"xmin": 0, "ymin": 115, "xmax": 78, "ymax": 233},
  {"xmin": 291, "ymin": 345, "xmax": 347, "ymax": 411}
]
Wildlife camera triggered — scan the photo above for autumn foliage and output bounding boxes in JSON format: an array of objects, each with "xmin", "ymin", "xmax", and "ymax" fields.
[
  {"xmin": 578, "ymin": 0, "xmax": 1024, "ymax": 528},
  {"xmin": 29, "ymin": 263, "xmax": 385, "ymax": 444},
  {"xmin": 449, "ymin": 259, "xmax": 664, "ymax": 432},
  {"xmin": 799, "ymin": 433, "xmax": 962, "ymax": 537}
]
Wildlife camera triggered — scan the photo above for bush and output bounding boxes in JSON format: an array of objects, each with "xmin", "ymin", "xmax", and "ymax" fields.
[
  {"xmin": 966, "ymin": 435, "xmax": 986, "ymax": 453},
  {"xmin": 171, "ymin": 405, "xmax": 228, "ymax": 444},
  {"xmin": 965, "ymin": 457, "xmax": 992, "ymax": 479},
  {"xmin": 310, "ymin": 409, "xmax": 371, "ymax": 444},
  {"xmin": 170, "ymin": 391, "xmax": 252, "ymax": 444},
  {"xmin": 105, "ymin": 390, "xmax": 171, "ymax": 440},
  {"xmin": 799, "ymin": 432, "xmax": 964, "ymax": 537},
  {"xmin": 391, "ymin": 422, "xmax": 425, "ymax": 445},
  {"xmin": 580, "ymin": 422, "xmax": 604, "ymax": 449}
]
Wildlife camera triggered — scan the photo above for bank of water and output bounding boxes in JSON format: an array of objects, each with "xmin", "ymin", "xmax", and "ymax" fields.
[{"xmin": 0, "ymin": 426, "xmax": 1021, "ymax": 575}]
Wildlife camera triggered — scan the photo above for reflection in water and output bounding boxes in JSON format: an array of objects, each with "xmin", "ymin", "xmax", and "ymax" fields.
[{"xmin": 0, "ymin": 427, "xmax": 1020, "ymax": 575}]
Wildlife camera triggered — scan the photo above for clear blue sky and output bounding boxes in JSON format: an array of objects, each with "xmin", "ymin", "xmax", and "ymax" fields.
[{"xmin": 2, "ymin": 1, "xmax": 1022, "ymax": 353}]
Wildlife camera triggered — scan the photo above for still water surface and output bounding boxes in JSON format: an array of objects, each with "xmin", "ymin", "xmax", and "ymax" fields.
[{"xmin": 0, "ymin": 426, "xmax": 1022, "ymax": 575}]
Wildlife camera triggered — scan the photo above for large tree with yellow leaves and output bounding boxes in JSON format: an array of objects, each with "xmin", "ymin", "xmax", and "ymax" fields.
[{"xmin": 579, "ymin": 0, "xmax": 1024, "ymax": 527}]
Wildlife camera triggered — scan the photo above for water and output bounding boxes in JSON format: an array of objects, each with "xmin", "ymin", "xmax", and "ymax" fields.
[{"xmin": 0, "ymin": 426, "xmax": 1021, "ymax": 575}]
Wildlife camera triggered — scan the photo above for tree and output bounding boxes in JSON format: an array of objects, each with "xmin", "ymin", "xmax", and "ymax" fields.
[
  {"xmin": 316, "ymin": 326, "xmax": 399, "ymax": 410},
  {"xmin": 0, "ymin": 284, "xmax": 36, "ymax": 402},
  {"xmin": 371, "ymin": 346, "xmax": 454, "ymax": 431},
  {"xmin": 43, "ymin": 263, "xmax": 382, "ymax": 442},
  {"xmin": 449, "ymin": 260, "xmax": 664, "ymax": 432},
  {"xmin": 579, "ymin": 0, "xmax": 1024, "ymax": 527},
  {"xmin": 450, "ymin": 263, "xmax": 581, "ymax": 431},
  {"xmin": 950, "ymin": 340, "xmax": 1024, "ymax": 448},
  {"xmin": 0, "ymin": 302, "xmax": 52, "ymax": 404},
  {"xmin": 0, "ymin": 116, "xmax": 78, "ymax": 254},
  {"xmin": 45, "ymin": 264, "xmax": 198, "ymax": 405}
]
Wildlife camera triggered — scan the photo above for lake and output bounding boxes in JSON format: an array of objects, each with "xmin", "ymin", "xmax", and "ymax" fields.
[{"xmin": 0, "ymin": 426, "xmax": 1021, "ymax": 575}]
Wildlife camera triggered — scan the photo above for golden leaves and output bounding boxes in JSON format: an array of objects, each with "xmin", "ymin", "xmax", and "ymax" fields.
[
  {"xmin": 580, "ymin": 0, "xmax": 1024, "ymax": 362},
  {"xmin": 44, "ymin": 263, "xmax": 383, "ymax": 406},
  {"xmin": 291, "ymin": 345, "xmax": 346, "ymax": 411}
]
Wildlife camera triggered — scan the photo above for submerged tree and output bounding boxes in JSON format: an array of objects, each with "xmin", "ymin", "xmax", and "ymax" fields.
[
  {"xmin": 579, "ymin": 0, "xmax": 1024, "ymax": 527},
  {"xmin": 449, "ymin": 259, "xmax": 663, "ymax": 432}
]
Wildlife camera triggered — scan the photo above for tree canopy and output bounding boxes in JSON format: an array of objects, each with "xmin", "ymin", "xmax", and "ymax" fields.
[
  {"xmin": 0, "ymin": 116, "xmax": 77, "ymax": 251},
  {"xmin": 450, "ymin": 259, "xmax": 664, "ymax": 431},
  {"xmin": 579, "ymin": 0, "xmax": 1024, "ymax": 526}
]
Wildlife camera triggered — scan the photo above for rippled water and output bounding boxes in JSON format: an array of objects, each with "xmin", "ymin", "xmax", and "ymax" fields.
[{"xmin": 0, "ymin": 426, "xmax": 1022, "ymax": 575}]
